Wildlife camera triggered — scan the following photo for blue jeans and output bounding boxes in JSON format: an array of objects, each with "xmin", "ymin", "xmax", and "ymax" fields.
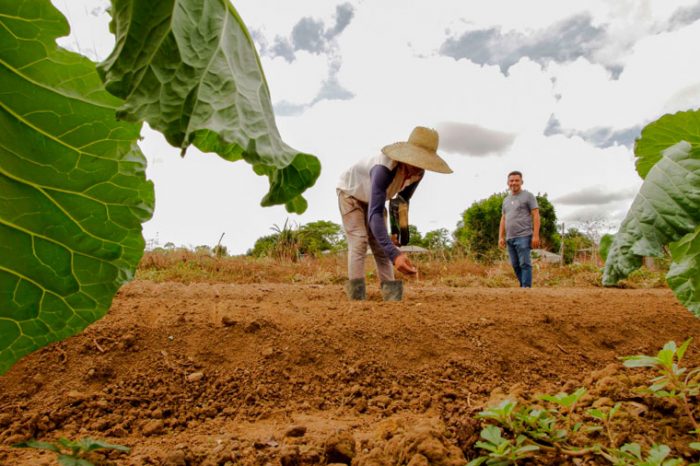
[{"xmin": 506, "ymin": 235, "xmax": 532, "ymax": 288}]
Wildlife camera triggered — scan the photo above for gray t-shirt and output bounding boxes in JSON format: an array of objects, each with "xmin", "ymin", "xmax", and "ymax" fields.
[{"xmin": 502, "ymin": 190, "xmax": 538, "ymax": 239}]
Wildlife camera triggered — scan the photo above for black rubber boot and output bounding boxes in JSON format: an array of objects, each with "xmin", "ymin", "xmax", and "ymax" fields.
[
  {"xmin": 381, "ymin": 280, "xmax": 403, "ymax": 301},
  {"xmin": 345, "ymin": 278, "xmax": 366, "ymax": 300}
]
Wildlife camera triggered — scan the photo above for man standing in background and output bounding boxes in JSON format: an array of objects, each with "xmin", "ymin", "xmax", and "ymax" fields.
[{"xmin": 498, "ymin": 171, "xmax": 540, "ymax": 288}]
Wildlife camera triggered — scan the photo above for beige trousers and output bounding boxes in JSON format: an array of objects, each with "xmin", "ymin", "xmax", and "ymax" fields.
[{"xmin": 338, "ymin": 191, "xmax": 395, "ymax": 282}]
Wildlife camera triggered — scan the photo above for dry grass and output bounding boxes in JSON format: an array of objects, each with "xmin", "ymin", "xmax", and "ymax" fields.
[{"xmin": 136, "ymin": 250, "xmax": 669, "ymax": 288}]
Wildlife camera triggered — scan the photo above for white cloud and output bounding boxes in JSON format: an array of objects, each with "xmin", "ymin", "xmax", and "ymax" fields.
[
  {"xmin": 551, "ymin": 20, "xmax": 700, "ymax": 131},
  {"xmin": 261, "ymin": 52, "xmax": 328, "ymax": 104}
]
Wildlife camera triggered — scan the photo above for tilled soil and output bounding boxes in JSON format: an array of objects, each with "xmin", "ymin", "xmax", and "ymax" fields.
[{"xmin": 1, "ymin": 281, "xmax": 700, "ymax": 465}]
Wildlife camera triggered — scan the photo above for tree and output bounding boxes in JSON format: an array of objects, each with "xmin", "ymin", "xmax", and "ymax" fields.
[
  {"xmin": 248, "ymin": 220, "xmax": 345, "ymax": 259},
  {"xmin": 407, "ymin": 225, "xmax": 428, "ymax": 248},
  {"xmin": 562, "ymin": 228, "xmax": 595, "ymax": 264},
  {"xmin": 298, "ymin": 221, "xmax": 346, "ymax": 254},
  {"xmin": 424, "ymin": 228, "xmax": 452, "ymax": 251},
  {"xmin": 454, "ymin": 192, "xmax": 560, "ymax": 261}
]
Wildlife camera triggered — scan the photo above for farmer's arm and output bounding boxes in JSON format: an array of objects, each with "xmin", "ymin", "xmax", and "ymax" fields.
[
  {"xmin": 369, "ymin": 166, "xmax": 416, "ymax": 274},
  {"xmin": 531, "ymin": 208, "xmax": 540, "ymax": 248}
]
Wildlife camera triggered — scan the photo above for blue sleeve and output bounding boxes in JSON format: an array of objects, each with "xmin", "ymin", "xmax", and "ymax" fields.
[{"xmin": 369, "ymin": 165, "xmax": 401, "ymax": 263}]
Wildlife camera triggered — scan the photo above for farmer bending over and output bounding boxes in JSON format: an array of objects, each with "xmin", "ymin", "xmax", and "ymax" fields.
[{"xmin": 337, "ymin": 126, "xmax": 452, "ymax": 301}]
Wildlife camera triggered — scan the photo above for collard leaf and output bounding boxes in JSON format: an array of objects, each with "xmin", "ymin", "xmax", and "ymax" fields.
[
  {"xmin": 0, "ymin": 0, "xmax": 154, "ymax": 374},
  {"xmin": 97, "ymin": 0, "xmax": 320, "ymax": 213},
  {"xmin": 667, "ymin": 227, "xmax": 700, "ymax": 316},
  {"xmin": 603, "ymin": 142, "xmax": 700, "ymax": 286},
  {"xmin": 634, "ymin": 109, "xmax": 700, "ymax": 179}
]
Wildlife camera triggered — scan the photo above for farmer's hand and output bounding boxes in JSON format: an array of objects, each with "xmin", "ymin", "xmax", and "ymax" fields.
[
  {"xmin": 531, "ymin": 235, "xmax": 540, "ymax": 249},
  {"xmin": 394, "ymin": 253, "xmax": 417, "ymax": 275},
  {"xmin": 498, "ymin": 237, "xmax": 505, "ymax": 249}
]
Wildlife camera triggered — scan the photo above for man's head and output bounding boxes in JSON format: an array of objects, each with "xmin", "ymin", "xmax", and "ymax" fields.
[{"xmin": 507, "ymin": 171, "xmax": 523, "ymax": 194}]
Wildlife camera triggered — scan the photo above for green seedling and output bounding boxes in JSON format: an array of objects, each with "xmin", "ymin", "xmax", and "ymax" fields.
[
  {"xmin": 587, "ymin": 402, "xmax": 622, "ymax": 446},
  {"xmin": 598, "ymin": 443, "xmax": 683, "ymax": 466},
  {"xmin": 622, "ymin": 339, "xmax": 700, "ymax": 434},
  {"xmin": 540, "ymin": 387, "xmax": 587, "ymax": 430},
  {"xmin": 14, "ymin": 437, "xmax": 130, "ymax": 466},
  {"xmin": 467, "ymin": 425, "xmax": 540, "ymax": 466},
  {"xmin": 478, "ymin": 399, "xmax": 519, "ymax": 431}
]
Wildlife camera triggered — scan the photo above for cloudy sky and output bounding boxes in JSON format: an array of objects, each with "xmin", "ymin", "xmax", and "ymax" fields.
[{"xmin": 53, "ymin": 0, "xmax": 700, "ymax": 253}]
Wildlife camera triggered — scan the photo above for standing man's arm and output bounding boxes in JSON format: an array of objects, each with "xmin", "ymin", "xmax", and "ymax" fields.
[
  {"xmin": 498, "ymin": 214, "xmax": 506, "ymax": 249},
  {"xmin": 531, "ymin": 209, "xmax": 540, "ymax": 248}
]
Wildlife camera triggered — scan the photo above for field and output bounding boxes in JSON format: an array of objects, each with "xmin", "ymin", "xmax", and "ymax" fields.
[{"xmin": 1, "ymin": 253, "xmax": 700, "ymax": 465}]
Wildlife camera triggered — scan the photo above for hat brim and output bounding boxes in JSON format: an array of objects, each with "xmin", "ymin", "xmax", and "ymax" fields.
[{"xmin": 381, "ymin": 142, "xmax": 453, "ymax": 174}]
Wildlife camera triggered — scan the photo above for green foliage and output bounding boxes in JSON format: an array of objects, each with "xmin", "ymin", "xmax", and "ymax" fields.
[
  {"xmin": 537, "ymin": 195, "xmax": 561, "ymax": 253},
  {"xmin": 667, "ymin": 227, "xmax": 700, "ymax": 315},
  {"xmin": 248, "ymin": 220, "xmax": 345, "ymax": 259},
  {"xmin": 454, "ymin": 192, "xmax": 559, "ymax": 261},
  {"xmin": 424, "ymin": 228, "xmax": 452, "ymax": 251},
  {"xmin": 600, "ymin": 233, "xmax": 615, "ymax": 262},
  {"xmin": 1, "ymin": 0, "xmax": 321, "ymax": 374},
  {"xmin": 562, "ymin": 229, "xmax": 595, "ymax": 264},
  {"xmin": 14, "ymin": 437, "xmax": 129, "ymax": 466},
  {"xmin": 467, "ymin": 425, "xmax": 540, "ymax": 466},
  {"xmin": 407, "ymin": 225, "xmax": 426, "ymax": 247},
  {"xmin": 0, "ymin": 0, "xmax": 154, "ymax": 374},
  {"xmin": 622, "ymin": 339, "xmax": 700, "ymax": 434},
  {"xmin": 298, "ymin": 220, "xmax": 346, "ymax": 254},
  {"xmin": 600, "ymin": 443, "xmax": 684, "ymax": 466},
  {"xmin": 97, "ymin": 0, "xmax": 320, "ymax": 213},
  {"xmin": 468, "ymin": 342, "xmax": 700, "ymax": 465},
  {"xmin": 603, "ymin": 109, "xmax": 700, "ymax": 316},
  {"xmin": 212, "ymin": 244, "xmax": 228, "ymax": 258}
]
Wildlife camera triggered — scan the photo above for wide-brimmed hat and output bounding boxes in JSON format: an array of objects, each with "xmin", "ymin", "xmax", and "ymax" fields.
[{"xmin": 381, "ymin": 126, "xmax": 452, "ymax": 174}]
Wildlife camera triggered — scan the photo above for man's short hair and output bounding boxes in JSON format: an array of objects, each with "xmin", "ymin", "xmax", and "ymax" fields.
[{"xmin": 507, "ymin": 170, "xmax": 523, "ymax": 179}]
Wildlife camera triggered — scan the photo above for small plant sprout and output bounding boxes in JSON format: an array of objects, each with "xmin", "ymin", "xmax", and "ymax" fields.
[
  {"xmin": 598, "ymin": 443, "xmax": 684, "ymax": 466},
  {"xmin": 622, "ymin": 339, "xmax": 700, "ymax": 434},
  {"xmin": 477, "ymin": 399, "xmax": 519, "ymax": 431},
  {"xmin": 14, "ymin": 437, "xmax": 130, "ymax": 466},
  {"xmin": 587, "ymin": 402, "xmax": 622, "ymax": 446},
  {"xmin": 467, "ymin": 425, "xmax": 540, "ymax": 466},
  {"xmin": 540, "ymin": 387, "xmax": 587, "ymax": 430}
]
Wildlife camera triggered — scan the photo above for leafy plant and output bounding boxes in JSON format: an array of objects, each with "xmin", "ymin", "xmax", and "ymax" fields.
[
  {"xmin": 622, "ymin": 339, "xmax": 700, "ymax": 434},
  {"xmin": 467, "ymin": 425, "xmax": 540, "ymax": 466},
  {"xmin": 587, "ymin": 402, "xmax": 622, "ymax": 445},
  {"xmin": 598, "ymin": 443, "xmax": 683, "ymax": 466},
  {"xmin": 0, "ymin": 0, "xmax": 320, "ymax": 374},
  {"xmin": 603, "ymin": 109, "xmax": 700, "ymax": 315},
  {"xmin": 14, "ymin": 437, "xmax": 129, "ymax": 466},
  {"xmin": 600, "ymin": 233, "xmax": 615, "ymax": 262},
  {"xmin": 98, "ymin": 0, "xmax": 320, "ymax": 213}
]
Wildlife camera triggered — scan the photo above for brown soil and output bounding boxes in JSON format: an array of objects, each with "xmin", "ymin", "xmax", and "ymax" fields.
[{"xmin": 1, "ymin": 281, "xmax": 700, "ymax": 465}]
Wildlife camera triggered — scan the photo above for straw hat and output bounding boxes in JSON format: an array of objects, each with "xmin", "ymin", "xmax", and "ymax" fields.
[{"xmin": 381, "ymin": 126, "xmax": 452, "ymax": 174}]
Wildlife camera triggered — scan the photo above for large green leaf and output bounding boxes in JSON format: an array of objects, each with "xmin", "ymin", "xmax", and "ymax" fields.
[
  {"xmin": 634, "ymin": 109, "xmax": 700, "ymax": 179},
  {"xmin": 0, "ymin": 0, "xmax": 154, "ymax": 373},
  {"xmin": 97, "ymin": 0, "xmax": 320, "ymax": 213},
  {"xmin": 667, "ymin": 227, "xmax": 700, "ymax": 316},
  {"xmin": 603, "ymin": 141, "xmax": 700, "ymax": 285}
]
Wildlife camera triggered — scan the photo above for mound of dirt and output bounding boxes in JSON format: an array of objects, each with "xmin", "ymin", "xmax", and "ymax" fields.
[{"xmin": 1, "ymin": 281, "xmax": 699, "ymax": 465}]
